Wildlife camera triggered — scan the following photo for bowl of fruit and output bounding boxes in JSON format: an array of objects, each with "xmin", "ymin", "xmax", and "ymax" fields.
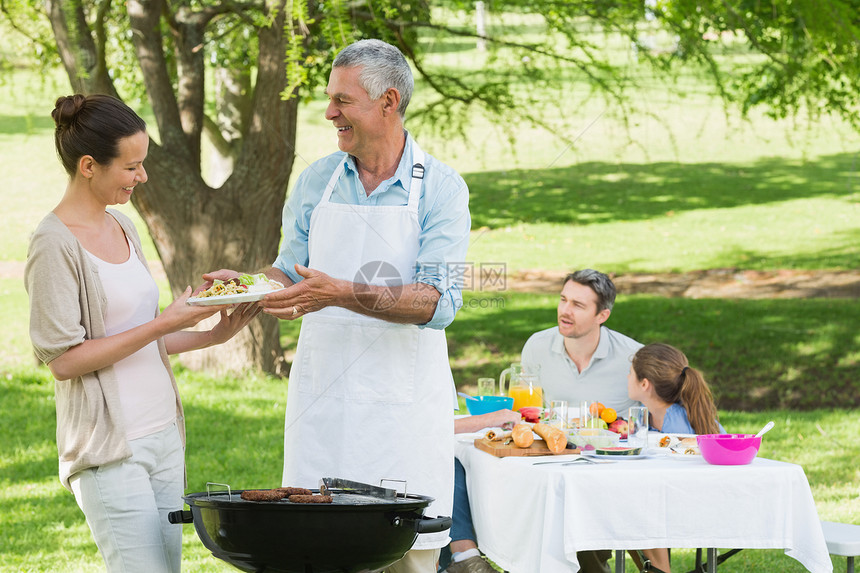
[{"xmin": 697, "ymin": 434, "xmax": 761, "ymax": 465}]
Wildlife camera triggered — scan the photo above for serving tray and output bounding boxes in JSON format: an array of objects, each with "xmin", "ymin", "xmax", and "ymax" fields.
[{"xmin": 474, "ymin": 437, "xmax": 580, "ymax": 458}]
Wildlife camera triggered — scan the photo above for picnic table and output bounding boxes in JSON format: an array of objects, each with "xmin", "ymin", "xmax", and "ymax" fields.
[{"xmin": 454, "ymin": 433, "xmax": 832, "ymax": 573}]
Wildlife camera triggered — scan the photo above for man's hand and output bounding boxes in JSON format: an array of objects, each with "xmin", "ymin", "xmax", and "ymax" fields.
[
  {"xmin": 258, "ymin": 264, "xmax": 345, "ymax": 320},
  {"xmin": 454, "ymin": 409, "xmax": 523, "ymax": 434},
  {"xmin": 258, "ymin": 264, "xmax": 438, "ymax": 324},
  {"xmin": 195, "ymin": 269, "xmax": 242, "ymax": 296}
]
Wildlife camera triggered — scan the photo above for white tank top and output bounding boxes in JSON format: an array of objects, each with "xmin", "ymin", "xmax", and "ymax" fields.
[{"xmin": 86, "ymin": 237, "xmax": 176, "ymax": 440}]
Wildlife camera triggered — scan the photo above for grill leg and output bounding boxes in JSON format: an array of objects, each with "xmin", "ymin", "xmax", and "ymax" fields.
[
  {"xmin": 615, "ymin": 549, "xmax": 626, "ymax": 573},
  {"xmin": 707, "ymin": 548, "xmax": 717, "ymax": 573},
  {"xmin": 848, "ymin": 555, "xmax": 854, "ymax": 573}
]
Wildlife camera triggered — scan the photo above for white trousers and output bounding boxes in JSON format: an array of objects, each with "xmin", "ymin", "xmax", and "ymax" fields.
[
  {"xmin": 386, "ymin": 548, "xmax": 442, "ymax": 573},
  {"xmin": 69, "ymin": 422, "xmax": 184, "ymax": 573}
]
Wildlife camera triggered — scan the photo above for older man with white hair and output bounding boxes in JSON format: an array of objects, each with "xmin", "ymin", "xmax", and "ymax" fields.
[{"xmin": 205, "ymin": 39, "xmax": 471, "ymax": 573}]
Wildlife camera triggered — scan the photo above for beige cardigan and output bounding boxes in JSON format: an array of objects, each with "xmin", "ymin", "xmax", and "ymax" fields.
[{"xmin": 24, "ymin": 209, "xmax": 185, "ymax": 491}]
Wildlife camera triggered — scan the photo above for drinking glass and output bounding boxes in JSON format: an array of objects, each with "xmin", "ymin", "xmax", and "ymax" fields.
[
  {"xmin": 578, "ymin": 401, "xmax": 605, "ymax": 429},
  {"xmin": 628, "ymin": 406, "xmax": 649, "ymax": 450},
  {"xmin": 548, "ymin": 400, "xmax": 568, "ymax": 430},
  {"xmin": 477, "ymin": 377, "xmax": 496, "ymax": 397},
  {"xmin": 575, "ymin": 401, "xmax": 588, "ymax": 429}
]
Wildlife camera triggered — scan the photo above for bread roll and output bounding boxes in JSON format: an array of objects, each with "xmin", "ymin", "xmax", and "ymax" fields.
[
  {"xmin": 533, "ymin": 422, "xmax": 567, "ymax": 454},
  {"xmin": 511, "ymin": 423, "xmax": 535, "ymax": 448}
]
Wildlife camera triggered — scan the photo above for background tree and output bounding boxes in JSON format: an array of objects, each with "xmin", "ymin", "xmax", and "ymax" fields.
[{"xmin": 1, "ymin": 0, "xmax": 857, "ymax": 374}]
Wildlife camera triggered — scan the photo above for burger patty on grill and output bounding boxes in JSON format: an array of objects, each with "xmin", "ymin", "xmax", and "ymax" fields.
[
  {"xmin": 289, "ymin": 494, "xmax": 334, "ymax": 504},
  {"xmin": 240, "ymin": 489, "xmax": 286, "ymax": 501}
]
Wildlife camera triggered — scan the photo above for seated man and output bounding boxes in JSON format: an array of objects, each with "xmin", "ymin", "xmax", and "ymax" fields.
[
  {"xmin": 442, "ymin": 269, "xmax": 643, "ymax": 573},
  {"xmin": 521, "ymin": 268, "xmax": 641, "ymax": 417}
]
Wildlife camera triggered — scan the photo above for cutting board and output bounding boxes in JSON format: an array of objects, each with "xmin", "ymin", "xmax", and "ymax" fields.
[{"xmin": 474, "ymin": 437, "xmax": 580, "ymax": 457}]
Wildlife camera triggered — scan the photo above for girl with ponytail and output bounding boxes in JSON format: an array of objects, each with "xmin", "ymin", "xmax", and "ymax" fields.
[
  {"xmin": 627, "ymin": 343, "xmax": 725, "ymax": 572},
  {"xmin": 628, "ymin": 342, "xmax": 724, "ymax": 435}
]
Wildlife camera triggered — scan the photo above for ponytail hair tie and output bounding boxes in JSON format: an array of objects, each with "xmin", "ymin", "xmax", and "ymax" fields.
[{"xmin": 680, "ymin": 366, "xmax": 690, "ymax": 377}]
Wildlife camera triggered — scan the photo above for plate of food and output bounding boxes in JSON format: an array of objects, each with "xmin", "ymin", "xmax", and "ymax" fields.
[
  {"xmin": 652, "ymin": 433, "xmax": 696, "ymax": 448},
  {"xmin": 187, "ymin": 273, "xmax": 285, "ymax": 306},
  {"xmin": 652, "ymin": 434, "xmax": 703, "ymax": 458},
  {"xmin": 666, "ymin": 444, "xmax": 702, "ymax": 459}
]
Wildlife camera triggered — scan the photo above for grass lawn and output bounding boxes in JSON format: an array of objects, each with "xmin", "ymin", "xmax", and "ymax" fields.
[
  {"xmin": 4, "ymin": 290, "xmax": 857, "ymax": 571},
  {"xmin": 1, "ymin": 367, "xmax": 857, "ymax": 573}
]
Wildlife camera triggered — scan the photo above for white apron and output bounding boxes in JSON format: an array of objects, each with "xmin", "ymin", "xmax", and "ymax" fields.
[{"xmin": 282, "ymin": 142, "xmax": 455, "ymax": 549}]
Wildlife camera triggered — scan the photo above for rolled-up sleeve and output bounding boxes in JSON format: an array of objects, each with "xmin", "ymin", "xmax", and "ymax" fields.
[{"xmin": 415, "ymin": 165, "xmax": 471, "ymax": 330}]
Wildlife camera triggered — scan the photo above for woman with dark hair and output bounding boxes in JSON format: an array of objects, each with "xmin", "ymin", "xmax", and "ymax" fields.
[
  {"xmin": 25, "ymin": 94, "xmax": 259, "ymax": 572},
  {"xmin": 628, "ymin": 342, "xmax": 724, "ymax": 435}
]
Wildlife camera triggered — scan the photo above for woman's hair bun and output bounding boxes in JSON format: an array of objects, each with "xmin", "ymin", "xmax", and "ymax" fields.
[
  {"xmin": 52, "ymin": 95, "xmax": 87, "ymax": 129},
  {"xmin": 51, "ymin": 93, "xmax": 147, "ymax": 176}
]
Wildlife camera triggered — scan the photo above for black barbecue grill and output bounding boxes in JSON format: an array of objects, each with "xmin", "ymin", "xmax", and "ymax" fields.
[{"xmin": 169, "ymin": 478, "xmax": 452, "ymax": 573}]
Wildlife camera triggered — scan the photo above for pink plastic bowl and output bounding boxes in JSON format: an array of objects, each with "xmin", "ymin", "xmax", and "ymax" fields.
[{"xmin": 697, "ymin": 434, "xmax": 761, "ymax": 465}]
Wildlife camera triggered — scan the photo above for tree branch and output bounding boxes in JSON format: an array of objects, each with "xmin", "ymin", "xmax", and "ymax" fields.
[
  {"xmin": 718, "ymin": 1, "xmax": 789, "ymax": 68},
  {"xmin": 377, "ymin": 14, "xmax": 627, "ymax": 108},
  {"xmin": 0, "ymin": 0, "xmax": 52, "ymax": 48},
  {"xmin": 44, "ymin": 0, "xmax": 116, "ymax": 95},
  {"xmin": 127, "ymin": 0, "xmax": 192, "ymax": 164},
  {"xmin": 203, "ymin": 112, "xmax": 234, "ymax": 157},
  {"xmin": 195, "ymin": 0, "xmax": 265, "ymax": 24},
  {"xmin": 92, "ymin": 0, "xmax": 112, "ymax": 84}
]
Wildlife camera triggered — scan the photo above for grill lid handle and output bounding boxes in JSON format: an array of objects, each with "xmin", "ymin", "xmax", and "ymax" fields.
[{"xmin": 319, "ymin": 477, "xmax": 397, "ymax": 499}]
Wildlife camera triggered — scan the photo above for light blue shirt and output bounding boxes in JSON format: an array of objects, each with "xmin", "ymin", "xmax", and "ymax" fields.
[
  {"xmin": 273, "ymin": 133, "xmax": 470, "ymax": 329},
  {"xmin": 659, "ymin": 402, "xmax": 726, "ymax": 434}
]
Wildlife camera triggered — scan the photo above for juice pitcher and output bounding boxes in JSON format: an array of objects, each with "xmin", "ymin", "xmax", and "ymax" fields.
[
  {"xmin": 508, "ymin": 366, "xmax": 543, "ymax": 411},
  {"xmin": 498, "ymin": 362, "xmax": 522, "ymax": 397}
]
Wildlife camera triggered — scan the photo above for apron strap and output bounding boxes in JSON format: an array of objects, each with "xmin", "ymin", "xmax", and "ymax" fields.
[
  {"xmin": 320, "ymin": 159, "xmax": 347, "ymax": 204},
  {"xmin": 407, "ymin": 142, "xmax": 425, "ymax": 213}
]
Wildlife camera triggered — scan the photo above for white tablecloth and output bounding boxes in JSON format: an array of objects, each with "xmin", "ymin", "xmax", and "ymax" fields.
[{"xmin": 455, "ymin": 437, "xmax": 832, "ymax": 573}]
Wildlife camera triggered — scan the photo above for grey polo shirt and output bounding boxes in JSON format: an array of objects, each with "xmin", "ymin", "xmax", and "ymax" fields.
[{"xmin": 520, "ymin": 325, "xmax": 643, "ymax": 415}]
